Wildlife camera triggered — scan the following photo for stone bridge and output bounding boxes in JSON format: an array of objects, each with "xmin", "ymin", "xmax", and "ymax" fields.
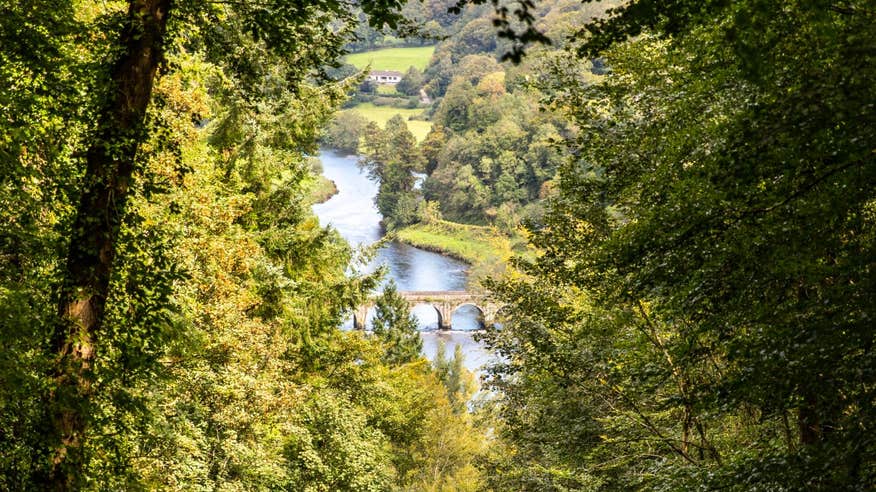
[{"xmin": 353, "ymin": 291, "xmax": 498, "ymax": 331}]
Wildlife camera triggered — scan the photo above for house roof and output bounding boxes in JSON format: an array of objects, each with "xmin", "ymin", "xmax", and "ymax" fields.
[{"xmin": 370, "ymin": 70, "xmax": 403, "ymax": 77}]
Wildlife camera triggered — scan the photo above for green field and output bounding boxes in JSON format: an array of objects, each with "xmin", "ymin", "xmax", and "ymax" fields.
[
  {"xmin": 343, "ymin": 103, "xmax": 432, "ymax": 142},
  {"xmin": 375, "ymin": 84, "xmax": 398, "ymax": 95},
  {"xmin": 395, "ymin": 220, "xmax": 514, "ymax": 265},
  {"xmin": 344, "ymin": 46, "xmax": 435, "ymax": 72},
  {"xmin": 305, "ymin": 175, "xmax": 338, "ymax": 205}
]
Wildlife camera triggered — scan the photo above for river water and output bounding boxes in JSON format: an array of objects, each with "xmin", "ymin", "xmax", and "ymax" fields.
[{"xmin": 312, "ymin": 149, "xmax": 492, "ymax": 371}]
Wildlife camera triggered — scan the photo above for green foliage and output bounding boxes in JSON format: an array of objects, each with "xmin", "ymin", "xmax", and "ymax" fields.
[
  {"xmin": 424, "ymin": 78, "xmax": 566, "ymax": 225},
  {"xmin": 396, "ymin": 66, "xmax": 426, "ymax": 96},
  {"xmin": 420, "ymin": 0, "xmax": 616, "ymax": 98},
  {"xmin": 284, "ymin": 390, "xmax": 394, "ymax": 491},
  {"xmin": 453, "ymin": 17, "xmax": 497, "ymax": 55},
  {"xmin": 0, "ymin": 0, "xmax": 495, "ymax": 488},
  {"xmin": 482, "ymin": 0, "xmax": 876, "ymax": 489},
  {"xmin": 432, "ymin": 79, "xmax": 476, "ymax": 132},
  {"xmin": 16, "ymin": 0, "xmax": 873, "ymax": 489},
  {"xmin": 409, "ymin": 2, "xmax": 587, "ymax": 230},
  {"xmin": 433, "ymin": 341, "xmax": 477, "ymax": 413},
  {"xmin": 371, "ymin": 280, "xmax": 423, "ymax": 365},
  {"xmin": 322, "ymin": 111, "xmax": 370, "ymax": 154},
  {"xmin": 360, "ymin": 115, "xmax": 425, "ymax": 230},
  {"xmin": 290, "ymin": 329, "xmax": 489, "ymax": 491},
  {"xmin": 125, "ymin": 48, "xmax": 373, "ymax": 489}
]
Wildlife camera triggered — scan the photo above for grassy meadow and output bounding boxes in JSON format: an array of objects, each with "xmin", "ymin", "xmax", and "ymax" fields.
[
  {"xmin": 305, "ymin": 175, "xmax": 338, "ymax": 204},
  {"xmin": 376, "ymin": 84, "xmax": 398, "ymax": 95},
  {"xmin": 394, "ymin": 220, "xmax": 514, "ymax": 265},
  {"xmin": 344, "ymin": 46, "xmax": 435, "ymax": 72},
  {"xmin": 343, "ymin": 103, "xmax": 432, "ymax": 142}
]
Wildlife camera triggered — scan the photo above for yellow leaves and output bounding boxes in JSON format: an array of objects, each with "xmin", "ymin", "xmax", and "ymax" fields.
[
  {"xmin": 571, "ymin": 217, "xmax": 596, "ymax": 236},
  {"xmin": 155, "ymin": 51, "xmax": 212, "ymax": 120},
  {"xmin": 74, "ymin": 0, "xmax": 126, "ymax": 24},
  {"xmin": 476, "ymin": 71, "xmax": 506, "ymax": 97},
  {"xmin": 298, "ymin": 216, "xmax": 320, "ymax": 232}
]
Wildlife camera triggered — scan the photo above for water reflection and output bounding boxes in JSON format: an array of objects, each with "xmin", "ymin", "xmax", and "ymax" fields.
[
  {"xmin": 312, "ymin": 149, "xmax": 493, "ymax": 372},
  {"xmin": 410, "ymin": 304, "xmax": 440, "ymax": 330},
  {"xmin": 420, "ymin": 331, "xmax": 492, "ymax": 373}
]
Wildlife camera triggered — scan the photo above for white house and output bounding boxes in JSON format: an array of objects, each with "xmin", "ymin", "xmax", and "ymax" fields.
[{"xmin": 368, "ymin": 70, "xmax": 403, "ymax": 84}]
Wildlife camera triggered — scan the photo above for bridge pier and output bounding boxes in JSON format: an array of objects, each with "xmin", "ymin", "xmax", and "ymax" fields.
[
  {"xmin": 352, "ymin": 291, "xmax": 497, "ymax": 331},
  {"xmin": 353, "ymin": 305, "xmax": 370, "ymax": 330},
  {"xmin": 482, "ymin": 305, "xmax": 498, "ymax": 327},
  {"xmin": 437, "ymin": 302, "xmax": 453, "ymax": 331}
]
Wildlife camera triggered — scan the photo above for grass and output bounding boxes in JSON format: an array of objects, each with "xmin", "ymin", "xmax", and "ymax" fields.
[
  {"xmin": 305, "ymin": 175, "xmax": 338, "ymax": 205},
  {"xmin": 376, "ymin": 85, "xmax": 398, "ymax": 95},
  {"xmin": 343, "ymin": 103, "xmax": 432, "ymax": 142},
  {"xmin": 394, "ymin": 220, "xmax": 514, "ymax": 265},
  {"xmin": 344, "ymin": 46, "xmax": 436, "ymax": 72}
]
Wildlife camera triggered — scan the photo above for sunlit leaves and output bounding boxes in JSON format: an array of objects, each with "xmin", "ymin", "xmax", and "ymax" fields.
[{"xmin": 482, "ymin": 0, "xmax": 876, "ymax": 489}]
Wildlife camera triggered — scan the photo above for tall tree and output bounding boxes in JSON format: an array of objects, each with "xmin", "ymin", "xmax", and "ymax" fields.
[
  {"xmin": 360, "ymin": 116, "xmax": 424, "ymax": 229},
  {"xmin": 49, "ymin": 1, "xmax": 172, "ymax": 485},
  {"xmin": 371, "ymin": 280, "xmax": 423, "ymax": 365},
  {"xmin": 1, "ymin": 0, "xmax": 412, "ymax": 487},
  {"xmin": 483, "ymin": 0, "xmax": 876, "ymax": 489}
]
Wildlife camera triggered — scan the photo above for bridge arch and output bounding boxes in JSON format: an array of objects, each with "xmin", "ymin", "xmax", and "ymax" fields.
[
  {"xmin": 353, "ymin": 290, "xmax": 498, "ymax": 331},
  {"xmin": 352, "ymin": 305, "xmax": 372, "ymax": 330},
  {"xmin": 450, "ymin": 303, "xmax": 486, "ymax": 329},
  {"xmin": 409, "ymin": 302, "xmax": 443, "ymax": 330}
]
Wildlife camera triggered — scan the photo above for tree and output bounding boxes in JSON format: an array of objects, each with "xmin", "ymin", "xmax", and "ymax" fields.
[
  {"xmin": 360, "ymin": 116, "xmax": 424, "ymax": 229},
  {"xmin": 385, "ymin": 114, "xmax": 426, "ymax": 172},
  {"xmin": 359, "ymin": 78, "xmax": 378, "ymax": 95},
  {"xmin": 420, "ymin": 125, "xmax": 447, "ymax": 175},
  {"xmin": 1, "ymin": 0, "xmax": 415, "ymax": 487},
  {"xmin": 433, "ymin": 78, "xmax": 476, "ymax": 132},
  {"xmin": 424, "ymin": 51, "xmax": 455, "ymax": 97},
  {"xmin": 371, "ymin": 281, "xmax": 423, "ymax": 366},
  {"xmin": 322, "ymin": 111, "xmax": 370, "ymax": 154},
  {"xmin": 455, "ymin": 54, "xmax": 502, "ymax": 84},
  {"xmin": 432, "ymin": 341, "xmax": 476, "ymax": 412},
  {"xmin": 396, "ymin": 67, "xmax": 425, "ymax": 96},
  {"xmin": 445, "ymin": 344, "xmax": 476, "ymax": 411},
  {"xmin": 451, "ymin": 18, "xmax": 498, "ymax": 57},
  {"xmin": 284, "ymin": 391, "xmax": 394, "ymax": 491},
  {"xmin": 482, "ymin": 0, "xmax": 876, "ymax": 489},
  {"xmin": 49, "ymin": 2, "xmax": 173, "ymax": 484},
  {"xmin": 476, "ymin": 70, "xmax": 506, "ymax": 97}
]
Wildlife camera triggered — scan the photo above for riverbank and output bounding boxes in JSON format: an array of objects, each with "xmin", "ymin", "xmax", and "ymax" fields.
[
  {"xmin": 307, "ymin": 175, "xmax": 338, "ymax": 204},
  {"xmin": 313, "ymin": 149, "xmax": 490, "ymax": 370},
  {"xmin": 394, "ymin": 220, "xmax": 513, "ymax": 265}
]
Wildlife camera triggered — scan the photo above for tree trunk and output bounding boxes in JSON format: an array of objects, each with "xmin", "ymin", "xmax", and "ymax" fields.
[
  {"xmin": 44, "ymin": 0, "xmax": 171, "ymax": 488},
  {"xmin": 798, "ymin": 393, "xmax": 821, "ymax": 445}
]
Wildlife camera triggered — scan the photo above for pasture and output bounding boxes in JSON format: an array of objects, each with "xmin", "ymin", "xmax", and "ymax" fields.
[{"xmin": 344, "ymin": 46, "xmax": 436, "ymax": 72}]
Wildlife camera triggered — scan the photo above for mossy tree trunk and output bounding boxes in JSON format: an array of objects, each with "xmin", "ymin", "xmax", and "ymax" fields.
[{"xmin": 45, "ymin": 0, "xmax": 171, "ymax": 488}]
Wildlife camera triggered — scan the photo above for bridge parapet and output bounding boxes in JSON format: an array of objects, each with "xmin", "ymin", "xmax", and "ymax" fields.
[{"xmin": 353, "ymin": 290, "xmax": 497, "ymax": 331}]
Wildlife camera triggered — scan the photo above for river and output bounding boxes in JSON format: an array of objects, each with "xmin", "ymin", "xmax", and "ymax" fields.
[{"xmin": 312, "ymin": 149, "xmax": 492, "ymax": 372}]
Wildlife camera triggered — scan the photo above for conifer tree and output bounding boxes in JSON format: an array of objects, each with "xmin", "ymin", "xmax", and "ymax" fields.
[{"xmin": 371, "ymin": 280, "xmax": 422, "ymax": 365}]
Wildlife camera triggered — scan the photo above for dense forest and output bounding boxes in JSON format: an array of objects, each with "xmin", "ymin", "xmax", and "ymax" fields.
[
  {"xmin": 2, "ymin": 0, "xmax": 875, "ymax": 491},
  {"xmin": 325, "ymin": 0, "xmax": 614, "ymax": 233}
]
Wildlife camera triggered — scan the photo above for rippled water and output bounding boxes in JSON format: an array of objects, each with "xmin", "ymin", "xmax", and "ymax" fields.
[{"xmin": 312, "ymin": 149, "xmax": 494, "ymax": 371}]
